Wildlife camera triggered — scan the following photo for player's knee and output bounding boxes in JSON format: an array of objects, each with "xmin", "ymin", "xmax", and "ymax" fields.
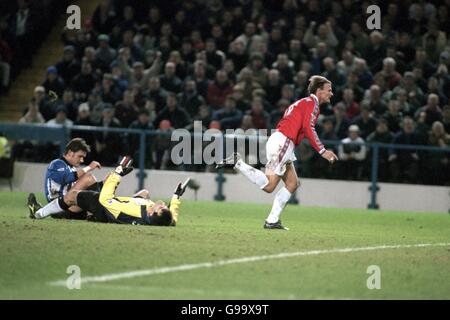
[
  {"xmin": 263, "ymin": 183, "xmax": 276, "ymax": 193},
  {"xmin": 64, "ymin": 190, "xmax": 79, "ymax": 206},
  {"xmin": 284, "ymin": 180, "xmax": 299, "ymax": 193}
]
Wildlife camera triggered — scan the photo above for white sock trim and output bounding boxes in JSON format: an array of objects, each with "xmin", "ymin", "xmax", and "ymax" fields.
[
  {"xmin": 35, "ymin": 199, "xmax": 63, "ymax": 219},
  {"xmin": 266, "ymin": 187, "xmax": 292, "ymax": 223}
]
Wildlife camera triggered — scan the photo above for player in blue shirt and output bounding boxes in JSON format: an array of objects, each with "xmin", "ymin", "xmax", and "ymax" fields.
[{"xmin": 28, "ymin": 138, "xmax": 101, "ymax": 219}]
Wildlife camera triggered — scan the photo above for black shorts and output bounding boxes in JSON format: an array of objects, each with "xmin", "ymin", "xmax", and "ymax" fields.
[{"xmin": 76, "ymin": 190, "xmax": 111, "ymax": 223}]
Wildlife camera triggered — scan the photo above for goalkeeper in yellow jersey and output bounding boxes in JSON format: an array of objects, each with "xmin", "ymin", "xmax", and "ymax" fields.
[{"xmin": 29, "ymin": 156, "xmax": 188, "ymax": 226}]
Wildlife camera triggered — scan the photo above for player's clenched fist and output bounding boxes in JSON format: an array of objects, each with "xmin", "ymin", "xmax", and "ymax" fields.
[{"xmin": 88, "ymin": 161, "xmax": 101, "ymax": 170}]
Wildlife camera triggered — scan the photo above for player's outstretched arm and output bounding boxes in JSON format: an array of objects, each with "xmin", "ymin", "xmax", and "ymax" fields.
[
  {"xmin": 321, "ymin": 150, "xmax": 339, "ymax": 164},
  {"xmin": 169, "ymin": 178, "xmax": 190, "ymax": 226}
]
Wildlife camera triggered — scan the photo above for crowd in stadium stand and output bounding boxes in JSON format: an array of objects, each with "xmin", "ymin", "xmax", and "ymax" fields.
[
  {"xmin": 10, "ymin": 0, "xmax": 450, "ymax": 185},
  {"xmin": 0, "ymin": 0, "xmax": 70, "ymax": 94}
]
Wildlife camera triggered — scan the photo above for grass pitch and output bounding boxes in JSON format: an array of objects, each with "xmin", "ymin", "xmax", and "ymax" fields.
[{"xmin": 0, "ymin": 191, "xmax": 449, "ymax": 300}]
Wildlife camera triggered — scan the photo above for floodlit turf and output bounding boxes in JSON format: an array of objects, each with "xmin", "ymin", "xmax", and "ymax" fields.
[{"xmin": 0, "ymin": 191, "xmax": 449, "ymax": 300}]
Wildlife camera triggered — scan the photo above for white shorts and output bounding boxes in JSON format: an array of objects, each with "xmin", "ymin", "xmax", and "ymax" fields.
[{"xmin": 265, "ymin": 131, "xmax": 297, "ymax": 176}]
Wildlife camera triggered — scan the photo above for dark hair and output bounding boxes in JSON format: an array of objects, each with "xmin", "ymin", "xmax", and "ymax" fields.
[
  {"xmin": 307, "ymin": 75, "xmax": 331, "ymax": 95},
  {"xmin": 151, "ymin": 208, "xmax": 173, "ymax": 226},
  {"xmin": 64, "ymin": 138, "xmax": 91, "ymax": 154}
]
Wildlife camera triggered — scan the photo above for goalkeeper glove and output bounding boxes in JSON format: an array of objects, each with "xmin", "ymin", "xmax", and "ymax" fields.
[
  {"xmin": 174, "ymin": 178, "xmax": 191, "ymax": 198},
  {"xmin": 114, "ymin": 156, "xmax": 134, "ymax": 177}
]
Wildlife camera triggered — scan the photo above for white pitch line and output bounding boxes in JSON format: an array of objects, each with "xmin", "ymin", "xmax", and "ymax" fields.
[{"xmin": 49, "ymin": 242, "xmax": 450, "ymax": 286}]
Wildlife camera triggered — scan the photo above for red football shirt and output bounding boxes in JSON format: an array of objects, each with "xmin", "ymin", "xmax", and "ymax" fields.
[{"xmin": 276, "ymin": 94, "xmax": 325, "ymax": 153}]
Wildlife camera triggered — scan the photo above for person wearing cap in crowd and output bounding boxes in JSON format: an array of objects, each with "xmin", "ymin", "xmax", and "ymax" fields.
[
  {"xmin": 95, "ymin": 34, "xmax": 117, "ymax": 73},
  {"xmin": 56, "ymin": 45, "xmax": 81, "ymax": 84},
  {"xmin": 46, "ymin": 106, "xmax": 73, "ymax": 127},
  {"xmin": 42, "ymin": 66, "xmax": 65, "ymax": 98},
  {"xmin": 337, "ymin": 124, "xmax": 367, "ymax": 180},
  {"xmin": 29, "ymin": 85, "xmax": 54, "ymax": 121}
]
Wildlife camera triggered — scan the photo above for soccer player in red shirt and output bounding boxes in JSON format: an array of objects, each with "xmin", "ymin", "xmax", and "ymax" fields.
[{"xmin": 217, "ymin": 76, "xmax": 338, "ymax": 230}]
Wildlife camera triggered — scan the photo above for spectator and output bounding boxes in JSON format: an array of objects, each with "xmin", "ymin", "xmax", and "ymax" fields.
[
  {"xmin": 129, "ymin": 109, "xmax": 154, "ymax": 167},
  {"xmin": 228, "ymin": 40, "xmax": 248, "ymax": 71},
  {"xmin": 353, "ymin": 58, "xmax": 373, "ymax": 90},
  {"xmin": 207, "ymin": 69, "xmax": 233, "ymax": 109},
  {"xmin": 159, "ymin": 61, "xmax": 183, "ymax": 94},
  {"xmin": 351, "ymin": 103, "xmax": 377, "ymax": 139},
  {"xmin": 144, "ymin": 76, "xmax": 167, "ymax": 114},
  {"xmin": 335, "ymin": 88, "xmax": 360, "ymax": 120},
  {"xmin": 332, "ymin": 103, "xmax": 351, "ymax": 139},
  {"xmin": 42, "ymin": 66, "xmax": 65, "ymax": 98},
  {"xmin": 95, "ymin": 34, "xmax": 117, "ymax": 73},
  {"xmin": 19, "ymin": 99, "xmax": 45, "ymax": 124},
  {"xmin": 94, "ymin": 105, "xmax": 123, "ymax": 166},
  {"xmin": 337, "ymin": 125, "xmax": 367, "ymax": 180},
  {"xmin": 408, "ymin": 48, "xmax": 436, "ymax": 78},
  {"xmin": 364, "ymin": 31, "xmax": 386, "ymax": 72},
  {"xmin": 313, "ymin": 117, "xmax": 339, "ymax": 179},
  {"xmin": 154, "ymin": 93, "xmax": 191, "ymax": 129},
  {"xmin": 272, "ymin": 53, "xmax": 294, "ymax": 84},
  {"xmin": 31, "ymin": 85, "xmax": 54, "ymax": 122},
  {"xmin": 388, "ymin": 117, "xmax": 421, "ymax": 183},
  {"xmin": 322, "ymin": 57, "xmax": 346, "ymax": 92},
  {"xmin": 71, "ymin": 61, "xmax": 97, "ymax": 101},
  {"xmin": 246, "ymin": 97, "xmax": 270, "ymax": 130},
  {"xmin": 97, "ymin": 73, "xmax": 121, "ymax": 104},
  {"xmin": 366, "ymin": 118, "xmax": 395, "ymax": 181},
  {"xmin": 114, "ymin": 90, "xmax": 139, "ymax": 128},
  {"xmin": 58, "ymin": 89, "xmax": 79, "ymax": 122},
  {"xmin": 383, "ymin": 100, "xmax": 404, "ymax": 133},
  {"xmin": 293, "ymin": 70, "xmax": 309, "ymax": 101},
  {"xmin": 212, "ymin": 95, "xmax": 243, "ymax": 130},
  {"xmin": 442, "ymin": 105, "xmax": 450, "ymax": 134},
  {"xmin": 0, "ymin": 31, "xmax": 12, "ymax": 93},
  {"xmin": 423, "ymin": 121, "xmax": 450, "ymax": 185},
  {"xmin": 239, "ymin": 53, "xmax": 268, "ymax": 87},
  {"xmin": 72, "ymin": 103, "xmax": 95, "ymax": 153},
  {"xmin": 91, "ymin": 0, "xmax": 116, "ymax": 34},
  {"xmin": 288, "ymin": 39, "xmax": 307, "ymax": 70},
  {"xmin": 205, "ymin": 38, "xmax": 224, "ymax": 71},
  {"xmin": 47, "ymin": 107, "xmax": 73, "ymax": 127},
  {"xmin": 375, "ymin": 57, "xmax": 402, "ymax": 90},
  {"xmin": 177, "ymin": 79, "xmax": 205, "ymax": 117},
  {"xmin": 364, "ymin": 85, "xmax": 388, "ymax": 117},
  {"xmin": 270, "ymin": 99, "xmax": 289, "ymax": 129},
  {"xmin": 414, "ymin": 93, "xmax": 443, "ymax": 127},
  {"xmin": 303, "ymin": 21, "xmax": 338, "ymax": 55}
]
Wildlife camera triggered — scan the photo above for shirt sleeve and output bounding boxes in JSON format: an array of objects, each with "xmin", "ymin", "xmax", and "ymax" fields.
[
  {"xmin": 169, "ymin": 196, "xmax": 181, "ymax": 226},
  {"xmin": 99, "ymin": 173, "xmax": 123, "ymax": 217},
  {"xmin": 303, "ymin": 100, "xmax": 325, "ymax": 154},
  {"xmin": 48, "ymin": 160, "xmax": 77, "ymax": 186}
]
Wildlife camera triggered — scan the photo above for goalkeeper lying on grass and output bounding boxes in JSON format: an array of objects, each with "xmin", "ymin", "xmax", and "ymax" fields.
[{"xmin": 28, "ymin": 157, "xmax": 189, "ymax": 226}]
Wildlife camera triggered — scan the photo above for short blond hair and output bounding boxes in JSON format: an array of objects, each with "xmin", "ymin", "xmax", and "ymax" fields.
[{"xmin": 307, "ymin": 75, "xmax": 331, "ymax": 95}]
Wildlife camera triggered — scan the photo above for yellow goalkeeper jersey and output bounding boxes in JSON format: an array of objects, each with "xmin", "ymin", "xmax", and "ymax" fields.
[{"xmin": 99, "ymin": 173, "xmax": 180, "ymax": 226}]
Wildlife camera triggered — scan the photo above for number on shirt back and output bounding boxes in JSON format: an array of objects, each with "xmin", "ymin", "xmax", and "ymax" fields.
[{"xmin": 284, "ymin": 104, "xmax": 295, "ymax": 117}]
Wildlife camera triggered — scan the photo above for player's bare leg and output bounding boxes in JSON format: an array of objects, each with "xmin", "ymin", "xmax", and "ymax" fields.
[
  {"xmin": 71, "ymin": 172, "xmax": 97, "ymax": 191},
  {"xmin": 261, "ymin": 168, "xmax": 282, "ymax": 193},
  {"xmin": 281, "ymin": 162, "xmax": 299, "ymax": 193}
]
